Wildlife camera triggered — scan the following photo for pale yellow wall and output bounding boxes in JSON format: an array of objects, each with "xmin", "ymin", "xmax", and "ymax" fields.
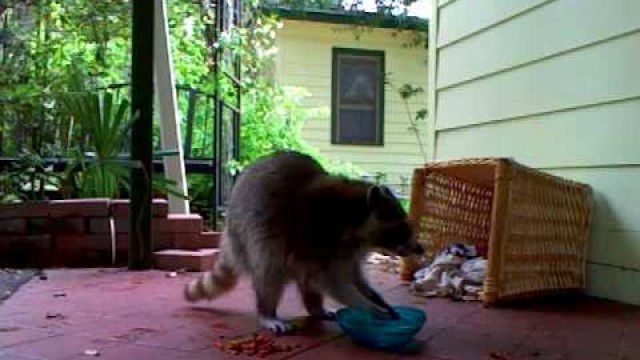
[
  {"xmin": 428, "ymin": 0, "xmax": 640, "ymax": 304},
  {"xmin": 274, "ymin": 19, "xmax": 429, "ymax": 186}
]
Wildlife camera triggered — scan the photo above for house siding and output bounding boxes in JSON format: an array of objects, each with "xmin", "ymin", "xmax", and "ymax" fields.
[
  {"xmin": 428, "ymin": 0, "xmax": 640, "ymax": 304},
  {"xmin": 275, "ymin": 20, "xmax": 429, "ymax": 185}
]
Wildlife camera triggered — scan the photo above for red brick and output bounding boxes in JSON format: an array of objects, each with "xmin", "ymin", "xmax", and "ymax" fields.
[
  {"xmin": 116, "ymin": 234, "xmax": 172, "ymax": 251},
  {"xmin": 111, "ymin": 199, "xmax": 169, "ymax": 218},
  {"xmin": 0, "ymin": 218, "xmax": 27, "ymax": 234},
  {"xmin": 83, "ymin": 250, "xmax": 112, "ymax": 267},
  {"xmin": 0, "ymin": 201, "xmax": 49, "ymax": 217},
  {"xmin": 85, "ymin": 234, "xmax": 113, "ymax": 251},
  {"xmin": 55, "ymin": 234, "xmax": 111, "ymax": 251},
  {"xmin": 0, "ymin": 235, "xmax": 53, "ymax": 267},
  {"xmin": 53, "ymin": 249, "xmax": 80, "ymax": 266},
  {"xmin": 153, "ymin": 248, "xmax": 219, "ymax": 271},
  {"xmin": 152, "ymin": 233, "xmax": 173, "ymax": 250},
  {"xmin": 114, "ymin": 217, "xmax": 129, "ymax": 233},
  {"xmin": 116, "ymin": 234, "xmax": 129, "ymax": 251},
  {"xmin": 55, "ymin": 235, "xmax": 86, "ymax": 250},
  {"xmin": 0, "ymin": 234, "xmax": 52, "ymax": 251},
  {"xmin": 49, "ymin": 198, "xmax": 110, "ymax": 217},
  {"xmin": 115, "ymin": 213, "xmax": 203, "ymax": 234},
  {"xmin": 200, "ymin": 231, "xmax": 221, "ymax": 248},
  {"xmin": 50, "ymin": 217, "xmax": 85, "ymax": 234},
  {"xmin": 88, "ymin": 218, "xmax": 112, "ymax": 234},
  {"xmin": 27, "ymin": 218, "xmax": 49, "ymax": 234},
  {"xmin": 170, "ymin": 233, "xmax": 207, "ymax": 250},
  {"xmin": 153, "ymin": 214, "xmax": 202, "ymax": 233}
]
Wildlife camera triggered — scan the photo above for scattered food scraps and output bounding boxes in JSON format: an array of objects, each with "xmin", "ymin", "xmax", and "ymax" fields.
[
  {"xmin": 84, "ymin": 349, "xmax": 100, "ymax": 356},
  {"xmin": 214, "ymin": 333, "xmax": 298, "ymax": 358},
  {"xmin": 34, "ymin": 269, "xmax": 46, "ymax": 279},
  {"xmin": 488, "ymin": 351, "xmax": 513, "ymax": 360},
  {"xmin": 212, "ymin": 322, "xmax": 231, "ymax": 330},
  {"xmin": 45, "ymin": 312, "xmax": 65, "ymax": 320},
  {"xmin": 0, "ymin": 327, "xmax": 20, "ymax": 333}
]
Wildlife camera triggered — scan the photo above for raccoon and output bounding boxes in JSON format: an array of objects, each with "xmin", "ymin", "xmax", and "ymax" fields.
[{"xmin": 184, "ymin": 151, "xmax": 423, "ymax": 334}]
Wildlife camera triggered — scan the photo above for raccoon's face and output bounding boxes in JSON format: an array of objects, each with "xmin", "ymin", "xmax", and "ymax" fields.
[{"xmin": 358, "ymin": 185, "xmax": 423, "ymax": 257}]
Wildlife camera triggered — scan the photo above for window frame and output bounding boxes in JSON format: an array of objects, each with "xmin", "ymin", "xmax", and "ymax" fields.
[{"xmin": 331, "ymin": 47, "xmax": 385, "ymax": 146}]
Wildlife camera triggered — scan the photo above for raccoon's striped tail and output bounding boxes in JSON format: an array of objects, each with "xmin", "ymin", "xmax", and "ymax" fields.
[{"xmin": 184, "ymin": 252, "xmax": 238, "ymax": 302}]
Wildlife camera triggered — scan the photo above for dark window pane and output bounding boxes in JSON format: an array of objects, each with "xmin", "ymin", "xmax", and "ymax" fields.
[
  {"xmin": 338, "ymin": 58, "xmax": 379, "ymax": 105},
  {"xmin": 332, "ymin": 49, "xmax": 384, "ymax": 145},
  {"xmin": 337, "ymin": 109, "xmax": 377, "ymax": 144}
]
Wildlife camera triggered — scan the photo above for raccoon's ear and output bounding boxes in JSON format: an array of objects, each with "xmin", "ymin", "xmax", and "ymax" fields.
[
  {"xmin": 379, "ymin": 185, "xmax": 395, "ymax": 198},
  {"xmin": 366, "ymin": 185, "xmax": 385, "ymax": 206}
]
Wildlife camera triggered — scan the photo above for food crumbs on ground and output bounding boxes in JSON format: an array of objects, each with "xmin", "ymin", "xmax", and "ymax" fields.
[
  {"xmin": 0, "ymin": 327, "xmax": 20, "ymax": 332},
  {"xmin": 214, "ymin": 333, "xmax": 298, "ymax": 357},
  {"xmin": 488, "ymin": 351, "xmax": 513, "ymax": 360},
  {"xmin": 45, "ymin": 312, "xmax": 65, "ymax": 320},
  {"xmin": 212, "ymin": 322, "xmax": 231, "ymax": 330},
  {"xmin": 83, "ymin": 349, "xmax": 100, "ymax": 356}
]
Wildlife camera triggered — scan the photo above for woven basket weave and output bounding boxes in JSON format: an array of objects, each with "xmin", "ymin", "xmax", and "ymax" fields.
[{"xmin": 407, "ymin": 158, "xmax": 594, "ymax": 305}]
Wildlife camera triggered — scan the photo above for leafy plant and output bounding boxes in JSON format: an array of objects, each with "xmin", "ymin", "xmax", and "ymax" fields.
[
  {"xmin": 385, "ymin": 80, "xmax": 428, "ymax": 162},
  {"xmin": 58, "ymin": 90, "xmax": 187, "ymax": 199},
  {"xmin": 0, "ymin": 151, "xmax": 61, "ymax": 202}
]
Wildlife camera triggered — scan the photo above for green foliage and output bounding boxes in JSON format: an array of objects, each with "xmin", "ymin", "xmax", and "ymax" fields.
[
  {"xmin": 0, "ymin": 152, "xmax": 61, "ymax": 202},
  {"xmin": 0, "ymin": 0, "xmax": 368, "ymax": 205},
  {"xmin": 58, "ymin": 89, "xmax": 188, "ymax": 199},
  {"xmin": 219, "ymin": 4, "xmax": 364, "ymax": 179},
  {"xmin": 58, "ymin": 90, "xmax": 132, "ymax": 198}
]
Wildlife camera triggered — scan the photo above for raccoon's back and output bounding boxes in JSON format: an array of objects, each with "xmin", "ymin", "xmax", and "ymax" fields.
[{"xmin": 226, "ymin": 151, "xmax": 326, "ymax": 233}]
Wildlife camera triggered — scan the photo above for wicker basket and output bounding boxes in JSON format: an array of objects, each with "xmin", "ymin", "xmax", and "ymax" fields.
[{"xmin": 405, "ymin": 158, "xmax": 594, "ymax": 305}]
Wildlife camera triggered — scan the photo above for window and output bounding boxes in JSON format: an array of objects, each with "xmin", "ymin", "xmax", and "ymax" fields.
[{"xmin": 331, "ymin": 48, "xmax": 385, "ymax": 146}]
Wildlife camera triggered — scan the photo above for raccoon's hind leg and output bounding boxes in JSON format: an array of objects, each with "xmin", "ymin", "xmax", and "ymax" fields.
[
  {"xmin": 253, "ymin": 270, "xmax": 293, "ymax": 334},
  {"xmin": 184, "ymin": 233, "xmax": 238, "ymax": 302}
]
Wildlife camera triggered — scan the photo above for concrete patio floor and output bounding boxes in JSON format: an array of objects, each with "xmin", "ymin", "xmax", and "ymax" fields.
[{"xmin": 0, "ymin": 268, "xmax": 638, "ymax": 360}]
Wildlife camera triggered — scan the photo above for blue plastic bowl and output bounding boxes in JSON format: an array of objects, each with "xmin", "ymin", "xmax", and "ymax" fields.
[{"xmin": 336, "ymin": 306, "xmax": 426, "ymax": 351}]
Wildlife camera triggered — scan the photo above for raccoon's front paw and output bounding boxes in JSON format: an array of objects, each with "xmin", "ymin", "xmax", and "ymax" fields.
[
  {"xmin": 373, "ymin": 306, "xmax": 400, "ymax": 320},
  {"xmin": 319, "ymin": 308, "xmax": 337, "ymax": 321},
  {"xmin": 259, "ymin": 317, "xmax": 295, "ymax": 335},
  {"xmin": 310, "ymin": 308, "xmax": 337, "ymax": 321}
]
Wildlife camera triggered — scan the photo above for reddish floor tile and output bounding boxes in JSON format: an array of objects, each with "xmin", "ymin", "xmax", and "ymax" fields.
[
  {"xmin": 65, "ymin": 343, "xmax": 189, "ymax": 360},
  {"xmin": 188, "ymin": 321, "xmax": 343, "ymax": 360},
  {"xmin": 134, "ymin": 327, "xmax": 219, "ymax": 352},
  {"xmin": 1, "ymin": 268, "xmax": 638, "ymax": 360},
  {"xmin": 0, "ymin": 350, "xmax": 38, "ymax": 360},
  {"xmin": 620, "ymin": 311, "xmax": 640, "ymax": 360},
  {"xmin": 421, "ymin": 322, "xmax": 529, "ymax": 360},
  {"xmin": 0, "ymin": 327, "xmax": 60, "ymax": 349},
  {"xmin": 3, "ymin": 334, "xmax": 122, "ymax": 360},
  {"xmin": 384, "ymin": 287, "xmax": 480, "ymax": 325},
  {"xmin": 288, "ymin": 336, "xmax": 399, "ymax": 360}
]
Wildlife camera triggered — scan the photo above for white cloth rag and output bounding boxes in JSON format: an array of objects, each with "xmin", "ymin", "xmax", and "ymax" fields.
[{"xmin": 410, "ymin": 244, "xmax": 487, "ymax": 301}]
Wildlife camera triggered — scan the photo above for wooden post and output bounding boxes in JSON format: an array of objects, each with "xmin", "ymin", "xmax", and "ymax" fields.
[{"xmin": 129, "ymin": 0, "xmax": 154, "ymax": 270}]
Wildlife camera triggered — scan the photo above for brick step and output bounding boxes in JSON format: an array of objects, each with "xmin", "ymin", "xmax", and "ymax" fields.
[
  {"xmin": 114, "ymin": 213, "xmax": 203, "ymax": 234},
  {"xmin": 111, "ymin": 199, "xmax": 169, "ymax": 218},
  {"xmin": 153, "ymin": 248, "xmax": 219, "ymax": 271},
  {"xmin": 171, "ymin": 231, "xmax": 221, "ymax": 250}
]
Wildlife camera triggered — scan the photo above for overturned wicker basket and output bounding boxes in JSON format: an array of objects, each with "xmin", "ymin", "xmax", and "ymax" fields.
[{"xmin": 404, "ymin": 158, "xmax": 594, "ymax": 305}]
